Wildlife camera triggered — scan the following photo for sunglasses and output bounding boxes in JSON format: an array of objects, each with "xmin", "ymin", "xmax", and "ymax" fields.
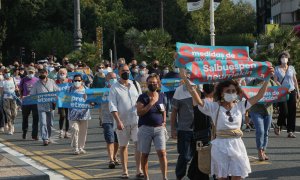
[
  {"xmin": 226, "ymin": 110, "xmax": 233, "ymax": 122},
  {"xmin": 74, "ymin": 80, "xmax": 81, "ymax": 82}
]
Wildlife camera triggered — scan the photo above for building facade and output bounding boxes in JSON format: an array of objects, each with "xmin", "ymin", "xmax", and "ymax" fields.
[{"xmin": 271, "ymin": 0, "xmax": 300, "ymax": 25}]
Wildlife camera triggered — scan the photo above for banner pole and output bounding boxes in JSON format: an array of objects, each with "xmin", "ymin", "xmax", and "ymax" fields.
[{"xmin": 210, "ymin": 0, "xmax": 215, "ymax": 46}]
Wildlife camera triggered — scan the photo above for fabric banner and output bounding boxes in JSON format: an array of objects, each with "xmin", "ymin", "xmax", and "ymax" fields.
[
  {"xmin": 161, "ymin": 78, "xmax": 182, "ymax": 92},
  {"xmin": 187, "ymin": 0, "xmax": 204, "ymax": 12},
  {"xmin": 57, "ymin": 92, "xmax": 100, "ymax": 109},
  {"xmin": 57, "ymin": 83, "xmax": 72, "ymax": 91},
  {"xmin": 242, "ymin": 86, "xmax": 289, "ymax": 103},
  {"xmin": 175, "ymin": 42, "xmax": 249, "ymax": 68},
  {"xmin": 22, "ymin": 92, "xmax": 58, "ymax": 105},
  {"xmin": 186, "ymin": 60, "xmax": 273, "ymax": 84},
  {"xmin": 85, "ymin": 88, "xmax": 110, "ymax": 103}
]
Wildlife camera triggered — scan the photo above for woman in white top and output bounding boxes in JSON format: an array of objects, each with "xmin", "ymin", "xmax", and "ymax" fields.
[{"xmin": 180, "ymin": 67, "xmax": 274, "ymax": 180}]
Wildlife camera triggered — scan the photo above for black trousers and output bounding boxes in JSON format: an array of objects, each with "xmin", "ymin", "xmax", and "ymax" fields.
[
  {"xmin": 22, "ymin": 104, "xmax": 39, "ymax": 138},
  {"xmin": 277, "ymin": 90, "xmax": 297, "ymax": 133},
  {"xmin": 58, "ymin": 108, "xmax": 69, "ymax": 131}
]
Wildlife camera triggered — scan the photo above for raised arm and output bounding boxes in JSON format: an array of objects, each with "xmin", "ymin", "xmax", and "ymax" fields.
[
  {"xmin": 248, "ymin": 67, "xmax": 274, "ymax": 105},
  {"xmin": 179, "ymin": 68, "xmax": 204, "ymax": 107}
]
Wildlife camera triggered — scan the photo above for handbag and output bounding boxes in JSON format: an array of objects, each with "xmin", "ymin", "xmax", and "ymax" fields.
[{"xmin": 197, "ymin": 105, "xmax": 220, "ymax": 174}]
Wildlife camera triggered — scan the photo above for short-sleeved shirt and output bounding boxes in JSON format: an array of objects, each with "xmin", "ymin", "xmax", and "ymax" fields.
[
  {"xmin": 102, "ymin": 102, "xmax": 114, "ymax": 124},
  {"xmin": 109, "ymin": 80, "xmax": 142, "ymax": 126},
  {"xmin": 0, "ymin": 78, "xmax": 17, "ymax": 99},
  {"xmin": 172, "ymin": 85, "xmax": 194, "ymax": 131},
  {"xmin": 198, "ymin": 100, "xmax": 252, "ymax": 131},
  {"xmin": 275, "ymin": 65, "xmax": 296, "ymax": 91},
  {"xmin": 137, "ymin": 93, "xmax": 165, "ymax": 127},
  {"xmin": 20, "ymin": 76, "xmax": 39, "ymax": 97},
  {"xmin": 30, "ymin": 79, "xmax": 59, "ymax": 112},
  {"xmin": 68, "ymin": 87, "xmax": 91, "ymax": 121}
]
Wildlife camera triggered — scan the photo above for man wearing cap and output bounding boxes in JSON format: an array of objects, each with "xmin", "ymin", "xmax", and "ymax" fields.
[
  {"xmin": 30, "ymin": 69, "xmax": 59, "ymax": 145},
  {"xmin": 20, "ymin": 67, "xmax": 40, "ymax": 140}
]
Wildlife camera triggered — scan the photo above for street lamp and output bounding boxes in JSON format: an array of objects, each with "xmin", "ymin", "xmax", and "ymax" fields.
[{"xmin": 74, "ymin": 0, "xmax": 82, "ymax": 50}]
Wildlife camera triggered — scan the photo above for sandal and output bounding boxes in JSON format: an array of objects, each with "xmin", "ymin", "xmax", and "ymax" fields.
[
  {"xmin": 121, "ymin": 173, "xmax": 129, "ymax": 179},
  {"xmin": 274, "ymin": 126, "xmax": 281, "ymax": 135},
  {"xmin": 136, "ymin": 173, "xmax": 144, "ymax": 179}
]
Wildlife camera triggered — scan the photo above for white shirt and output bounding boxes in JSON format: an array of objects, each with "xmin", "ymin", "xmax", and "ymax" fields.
[
  {"xmin": 0, "ymin": 78, "xmax": 16, "ymax": 99},
  {"xmin": 109, "ymin": 80, "xmax": 141, "ymax": 126}
]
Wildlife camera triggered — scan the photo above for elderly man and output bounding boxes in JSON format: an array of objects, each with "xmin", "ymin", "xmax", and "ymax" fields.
[
  {"xmin": 20, "ymin": 67, "xmax": 40, "ymax": 140},
  {"xmin": 109, "ymin": 64, "xmax": 143, "ymax": 179},
  {"xmin": 30, "ymin": 69, "xmax": 59, "ymax": 145}
]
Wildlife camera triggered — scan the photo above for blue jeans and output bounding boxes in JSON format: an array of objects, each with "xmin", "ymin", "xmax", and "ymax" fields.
[
  {"xmin": 176, "ymin": 130, "xmax": 194, "ymax": 179},
  {"xmin": 250, "ymin": 112, "xmax": 272, "ymax": 150},
  {"xmin": 39, "ymin": 111, "xmax": 54, "ymax": 141}
]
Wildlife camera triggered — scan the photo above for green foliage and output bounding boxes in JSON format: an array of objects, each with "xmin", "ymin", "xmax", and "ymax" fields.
[
  {"xmin": 215, "ymin": 33, "xmax": 256, "ymax": 47},
  {"xmin": 66, "ymin": 43, "xmax": 100, "ymax": 67},
  {"xmin": 124, "ymin": 28, "xmax": 174, "ymax": 66},
  {"xmin": 255, "ymin": 26, "xmax": 300, "ymax": 76},
  {"xmin": 31, "ymin": 28, "xmax": 72, "ymax": 59}
]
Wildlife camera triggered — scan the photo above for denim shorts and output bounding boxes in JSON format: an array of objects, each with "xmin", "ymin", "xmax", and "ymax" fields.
[
  {"xmin": 137, "ymin": 125, "xmax": 167, "ymax": 154},
  {"xmin": 102, "ymin": 123, "xmax": 118, "ymax": 144}
]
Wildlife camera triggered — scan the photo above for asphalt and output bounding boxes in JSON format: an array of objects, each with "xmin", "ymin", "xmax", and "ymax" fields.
[{"xmin": 0, "ymin": 109, "xmax": 300, "ymax": 180}]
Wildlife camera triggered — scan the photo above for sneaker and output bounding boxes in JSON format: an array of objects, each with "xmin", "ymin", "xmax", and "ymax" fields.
[
  {"xmin": 43, "ymin": 140, "xmax": 49, "ymax": 146},
  {"xmin": 288, "ymin": 132, "xmax": 296, "ymax": 138},
  {"xmin": 114, "ymin": 158, "xmax": 121, "ymax": 165},
  {"xmin": 108, "ymin": 161, "xmax": 115, "ymax": 169},
  {"xmin": 59, "ymin": 130, "xmax": 64, "ymax": 138},
  {"xmin": 0, "ymin": 127, "xmax": 4, "ymax": 133},
  {"xmin": 74, "ymin": 148, "xmax": 80, "ymax": 155},
  {"xmin": 79, "ymin": 148, "xmax": 86, "ymax": 154},
  {"xmin": 64, "ymin": 131, "xmax": 70, "ymax": 138},
  {"xmin": 7, "ymin": 131, "xmax": 13, "ymax": 135}
]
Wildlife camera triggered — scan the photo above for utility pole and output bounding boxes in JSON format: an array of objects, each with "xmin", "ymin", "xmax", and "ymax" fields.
[
  {"xmin": 210, "ymin": 0, "xmax": 215, "ymax": 46},
  {"xmin": 74, "ymin": 0, "xmax": 82, "ymax": 50},
  {"xmin": 160, "ymin": 0, "xmax": 164, "ymax": 31}
]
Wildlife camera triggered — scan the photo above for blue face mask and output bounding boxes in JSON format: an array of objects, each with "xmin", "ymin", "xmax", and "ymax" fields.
[
  {"xmin": 4, "ymin": 73, "xmax": 10, "ymax": 79},
  {"xmin": 109, "ymin": 78, "xmax": 117, "ymax": 85}
]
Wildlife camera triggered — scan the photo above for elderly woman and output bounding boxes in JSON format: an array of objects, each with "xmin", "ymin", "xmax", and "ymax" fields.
[
  {"xmin": 68, "ymin": 74, "xmax": 91, "ymax": 155},
  {"xmin": 136, "ymin": 73, "xmax": 168, "ymax": 180},
  {"xmin": 56, "ymin": 68, "xmax": 72, "ymax": 138},
  {"xmin": 274, "ymin": 51, "xmax": 300, "ymax": 138},
  {"xmin": 180, "ymin": 67, "xmax": 274, "ymax": 180}
]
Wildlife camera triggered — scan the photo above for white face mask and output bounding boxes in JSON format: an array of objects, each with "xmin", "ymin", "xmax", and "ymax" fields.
[
  {"xmin": 223, "ymin": 93, "xmax": 238, "ymax": 102},
  {"xmin": 281, "ymin": 58, "xmax": 288, "ymax": 64},
  {"xmin": 28, "ymin": 74, "xmax": 34, "ymax": 79},
  {"xmin": 98, "ymin": 69, "xmax": 103, "ymax": 73},
  {"xmin": 60, "ymin": 74, "xmax": 66, "ymax": 79},
  {"xmin": 174, "ymin": 68, "xmax": 180, "ymax": 73},
  {"xmin": 74, "ymin": 81, "xmax": 82, "ymax": 88},
  {"xmin": 163, "ymin": 69, "xmax": 169, "ymax": 74}
]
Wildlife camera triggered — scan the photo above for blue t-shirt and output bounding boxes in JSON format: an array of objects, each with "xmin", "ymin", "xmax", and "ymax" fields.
[{"xmin": 137, "ymin": 93, "xmax": 165, "ymax": 127}]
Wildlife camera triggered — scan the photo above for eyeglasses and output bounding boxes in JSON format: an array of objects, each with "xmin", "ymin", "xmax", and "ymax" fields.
[
  {"xmin": 226, "ymin": 110, "xmax": 233, "ymax": 122},
  {"xmin": 74, "ymin": 80, "xmax": 81, "ymax": 82}
]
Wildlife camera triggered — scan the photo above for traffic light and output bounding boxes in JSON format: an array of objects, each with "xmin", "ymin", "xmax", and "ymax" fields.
[{"xmin": 20, "ymin": 47, "xmax": 25, "ymax": 57}]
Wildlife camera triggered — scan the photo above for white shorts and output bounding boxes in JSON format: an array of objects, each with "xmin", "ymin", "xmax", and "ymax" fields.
[{"xmin": 116, "ymin": 124, "xmax": 138, "ymax": 147}]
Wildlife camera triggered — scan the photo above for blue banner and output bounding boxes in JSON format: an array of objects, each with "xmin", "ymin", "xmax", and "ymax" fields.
[
  {"xmin": 85, "ymin": 88, "xmax": 110, "ymax": 103},
  {"xmin": 161, "ymin": 78, "xmax": 181, "ymax": 92},
  {"xmin": 57, "ymin": 92, "xmax": 100, "ymax": 109},
  {"xmin": 57, "ymin": 83, "xmax": 72, "ymax": 91},
  {"xmin": 175, "ymin": 42, "xmax": 250, "ymax": 68},
  {"xmin": 22, "ymin": 92, "xmax": 58, "ymax": 105}
]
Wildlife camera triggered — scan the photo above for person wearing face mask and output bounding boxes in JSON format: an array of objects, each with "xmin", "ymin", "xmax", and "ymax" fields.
[
  {"xmin": 48, "ymin": 63, "xmax": 61, "ymax": 80},
  {"xmin": 148, "ymin": 60, "xmax": 162, "ymax": 77},
  {"xmin": 274, "ymin": 51, "xmax": 299, "ymax": 138},
  {"xmin": 135, "ymin": 61, "xmax": 149, "ymax": 92},
  {"xmin": 181, "ymin": 67, "xmax": 274, "ymax": 180},
  {"xmin": 92, "ymin": 64, "xmax": 106, "ymax": 127},
  {"xmin": 0, "ymin": 69, "xmax": 20, "ymax": 135},
  {"xmin": 109, "ymin": 64, "xmax": 143, "ymax": 179},
  {"xmin": 130, "ymin": 59, "xmax": 139, "ymax": 79},
  {"xmin": 56, "ymin": 68, "xmax": 72, "ymax": 139},
  {"xmin": 136, "ymin": 74, "xmax": 168, "ymax": 180},
  {"xmin": 102, "ymin": 72, "xmax": 120, "ymax": 169},
  {"xmin": 19, "ymin": 67, "xmax": 26, "ymax": 78},
  {"xmin": 30, "ymin": 69, "xmax": 59, "ymax": 146},
  {"xmin": 19, "ymin": 67, "xmax": 39, "ymax": 140},
  {"xmin": 68, "ymin": 74, "xmax": 91, "ymax": 155}
]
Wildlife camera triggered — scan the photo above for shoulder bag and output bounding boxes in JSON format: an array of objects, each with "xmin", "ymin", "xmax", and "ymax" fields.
[{"xmin": 197, "ymin": 104, "xmax": 220, "ymax": 174}]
